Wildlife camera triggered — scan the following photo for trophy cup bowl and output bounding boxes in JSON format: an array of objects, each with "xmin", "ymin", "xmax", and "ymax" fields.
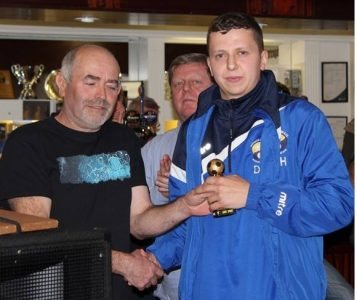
[
  {"xmin": 44, "ymin": 69, "xmax": 63, "ymax": 101},
  {"xmin": 11, "ymin": 64, "xmax": 45, "ymax": 99}
]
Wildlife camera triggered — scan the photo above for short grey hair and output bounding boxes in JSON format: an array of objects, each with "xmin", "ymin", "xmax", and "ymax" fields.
[
  {"xmin": 60, "ymin": 44, "xmax": 117, "ymax": 81},
  {"xmin": 167, "ymin": 53, "xmax": 211, "ymax": 85},
  {"xmin": 60, "ymin": 46, "xmax": 80, "ymax": 81}
]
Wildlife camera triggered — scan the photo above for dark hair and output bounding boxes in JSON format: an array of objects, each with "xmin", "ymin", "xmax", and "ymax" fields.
[
  {"xmin": 207, "ymin": 12, "xmax": 264, "ymax": 53},
  {"xmin": 168, "ymin": 53, "xmax": 211, "ymax": 85}
]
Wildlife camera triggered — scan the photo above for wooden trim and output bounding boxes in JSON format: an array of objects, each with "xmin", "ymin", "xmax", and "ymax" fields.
[{"xmin": 0, "ymin": 209, "xmax": 58, "ymax": 235}]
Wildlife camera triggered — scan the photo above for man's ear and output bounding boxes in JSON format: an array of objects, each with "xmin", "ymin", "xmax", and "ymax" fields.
[
  {"xmin": 260, "ymin": 50, "xmax": 268, "ymax": 70},
  {"xmin": 207, "ymin": 57, "xmax": 213, "ymax": 76},
  {"xmin": 55, "ymin": 71, "xmax": 67, "ymax": 98}
]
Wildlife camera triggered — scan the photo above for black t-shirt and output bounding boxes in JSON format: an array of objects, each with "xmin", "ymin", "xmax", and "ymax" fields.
[{"xmin": 0, "ymin": 116, "xmax": 147, "ymax": 299}]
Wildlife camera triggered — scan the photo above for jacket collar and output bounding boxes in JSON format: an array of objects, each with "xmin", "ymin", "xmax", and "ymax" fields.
[{"xmin": 195, "ymin": 70, "xmax": 292, "ymax": 130}]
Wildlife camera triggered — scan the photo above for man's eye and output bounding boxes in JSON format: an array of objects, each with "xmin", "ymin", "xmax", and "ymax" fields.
[
  {"xmin": 238, "ymin": 51, "xmax": 248, "ymax": 56},
  {"xmin": 215, "ymin": 53, "xmax": 224, "ymax": 59},
  {"xmin": 107, "ymin": 84, "xmax": 119, "ymax": 91},
  {"xmin": 192, "ymin": 80, "xmax": 202, "ymax": 85},
  {"xmin": 174, "ymin": 82, "xmax": 184, "ymax": 88}
]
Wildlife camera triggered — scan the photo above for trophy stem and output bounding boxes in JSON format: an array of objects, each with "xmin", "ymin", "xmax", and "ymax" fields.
[
  {"xmin": 206, "ymin": 158, "xmax": 236, "ymax": 218},
  {"xmin": 11, "ymin": 64, "xmax": 45, "ymax": 99}
]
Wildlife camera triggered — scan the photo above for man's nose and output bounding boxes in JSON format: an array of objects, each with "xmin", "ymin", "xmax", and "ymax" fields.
[
  {"xmin": 227, "ymin": 55, "xmax": 238, "ymax": 70},
  {"xmin": 96, "ymin": 84, "xmax": 107, "ymax": 99},
  {"xmin": 183, "ymin": 80, "xmax": 195, "ymax": 92}
]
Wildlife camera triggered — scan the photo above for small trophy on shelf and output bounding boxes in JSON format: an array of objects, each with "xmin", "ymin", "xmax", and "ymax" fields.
[{"xmin": 11, "ymin": 64, "xmax": 45, "ymax": 99}]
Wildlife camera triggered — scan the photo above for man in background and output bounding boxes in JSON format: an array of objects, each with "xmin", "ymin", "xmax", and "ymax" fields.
[
  {"xmin": 126, "ymin": 96, "xmax": 160, "ymax": 142},
  {"xmin": 112, "ymin": 89, "xmax": 128, "ymax": 124},
  {"xmin": 141, "ymin": 53, "xmax": 213, "ymax": 299}
]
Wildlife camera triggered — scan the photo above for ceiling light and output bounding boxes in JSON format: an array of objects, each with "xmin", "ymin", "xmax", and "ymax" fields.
[{"xmin": 74, "ymin": 16, "xmax": 99, "ymax": 23}]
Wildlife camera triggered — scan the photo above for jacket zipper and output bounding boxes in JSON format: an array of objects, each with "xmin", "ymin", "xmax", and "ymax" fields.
[{"xmin": 228, "ymin": 102, "xmax": 233, "ymax": 173}]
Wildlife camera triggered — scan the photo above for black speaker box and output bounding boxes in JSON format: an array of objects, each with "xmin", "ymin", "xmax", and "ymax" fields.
[{"xmin": 0, "ymin": 228, "xmax": 112, "ymax": 299}]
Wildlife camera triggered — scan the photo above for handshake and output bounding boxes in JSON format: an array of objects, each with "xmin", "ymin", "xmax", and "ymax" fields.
[{"xmin": 112, "ymin": 248, "xmax": 164, "ymax": 291}]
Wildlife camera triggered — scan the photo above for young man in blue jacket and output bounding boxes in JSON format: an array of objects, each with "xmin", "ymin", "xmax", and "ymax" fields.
[
  {"xmin": 142, "ymin": 53, "xmax": 213, "ymax": 299},
  {"xmin": 147, "ymin": 12, "xmax": 354, "ymax": 299}
]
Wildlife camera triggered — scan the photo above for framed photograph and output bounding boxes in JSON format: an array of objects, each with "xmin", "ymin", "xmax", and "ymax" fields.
[
  {"xmin": 0, "ymin": 122, "xmax": 7, "ymax": 140},
  {"xmin": 326, "ymin": 116, "xmax": 348, "ymax": 149},
  {"xmin": 23, "ymin": 100, "xmax": 50, "ymax": 120},
  {"xmin": 0, "ymin": 70, "xmax": 15, "ymax": 99},
  {"xmin": 321, "ymin": 62, "xmax": 348, "ymax": 103},
  {"xmin": 0, "ymin": 122, "xmax": 8, "ymax": 155},
  {"xmin": 121, "ymin": 81, "xmax": 142, "ymax": 99}
]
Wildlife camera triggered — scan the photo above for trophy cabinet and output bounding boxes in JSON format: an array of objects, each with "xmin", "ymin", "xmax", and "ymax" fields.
[{"xmin": 0, "ymin": 99, "xmax": 59, "ymax": 156}]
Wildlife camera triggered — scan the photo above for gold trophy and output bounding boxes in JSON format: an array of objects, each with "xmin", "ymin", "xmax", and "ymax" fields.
[
  {"xmin": 44, "ymin": 69, "xmax": 63, "ymax": 101},
  {"xmin": 11, "ymin": 64, "xmax": 45, "ymax": 99},
  {"xmin": 207, "ymin": 158, "xmax": 236, "ymax": 217}
]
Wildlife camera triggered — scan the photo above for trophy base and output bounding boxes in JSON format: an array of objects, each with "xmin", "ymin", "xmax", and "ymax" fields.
[
  {"xmin": 19, "ymin": 94, "xmax": 37, "ymax": 100},
  {"xmin": 212, "ymin": 208, "xmax": 236, "ymax": 218}
]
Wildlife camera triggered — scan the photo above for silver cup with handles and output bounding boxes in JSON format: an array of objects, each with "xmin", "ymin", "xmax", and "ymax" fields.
[{"xmin": 11, "ymin": 64, "xmax": 45, "ymax": 99}]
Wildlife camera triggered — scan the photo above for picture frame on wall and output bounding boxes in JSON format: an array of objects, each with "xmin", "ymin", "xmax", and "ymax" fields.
[
  {"xmin": 0, "ymin": 122, "xmax": 8, "ymax": 155},
  {"xmin": 121, "ymin": 81, "xmax": 142, "ymax": 99},
  {"xmin": 23, "ymin": 100, "xmax": 50, "ymax": 120},
  {"xmin": 0, "ymin": 70, "xmax": 15, "ymax": 99},
  {"xmin": 326, "ymin": 115, "xmax": 348, "ymax": 149},
  {"xmin": 321, "ymin": 62, "xmax": 348, "ymax": 103}
]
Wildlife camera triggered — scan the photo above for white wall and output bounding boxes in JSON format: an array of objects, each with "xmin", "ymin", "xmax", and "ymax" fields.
[
  {"xmin": 0, "ymin": 25, "xmax": 354, "ymax": 132},
  {"xmin": 318, "ymin": 41, "xmax": 353, "ymax": 120},
  {"xmin": 153, "ymin": 34, "xmax": 354, "ymax": 130}
]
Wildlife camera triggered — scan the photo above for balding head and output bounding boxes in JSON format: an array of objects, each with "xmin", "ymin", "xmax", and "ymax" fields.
[{"xmin": 61, "ymin": 44, "xmax": 120, "ymax": 82}]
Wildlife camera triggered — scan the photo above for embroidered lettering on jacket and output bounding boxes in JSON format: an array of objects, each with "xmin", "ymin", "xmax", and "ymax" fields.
[
  {"xmin": 251, "ymin": 131, "xmax": 288, "ymax": 174},
  {"xmin": 275, "ymin": 192, "xmax": 287, "ymax": 216}
]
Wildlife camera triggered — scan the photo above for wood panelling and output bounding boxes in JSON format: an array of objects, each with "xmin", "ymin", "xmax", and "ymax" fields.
[
  {"xmin": 0, "ymin": 0, "xmax": 88, "ymax": 9},
  {"xmin": 313, "ymin": 0, "xmax": 354, "ymax": 20},
  {"xmin": 0, "ymin": 0, "xmax": 353, "ymax": 20},
  {"xmin": 0, "ymin": 0, "xmax": 246, "ymax": 15},
  {"xmin": 116, "ymin": 1, "xmax": 246, "ymax": 15},
  {"xmin": 247, "ymin": 0, "xmax": 313, "ymax": 18}
]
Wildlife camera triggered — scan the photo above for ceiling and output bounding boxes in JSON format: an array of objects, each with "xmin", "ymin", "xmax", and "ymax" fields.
[{"xmin": 0, "ymin": 7, "xmax": 353, "ymax": 37}]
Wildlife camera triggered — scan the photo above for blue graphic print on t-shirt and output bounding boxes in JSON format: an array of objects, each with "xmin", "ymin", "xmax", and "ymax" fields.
[{"xmin": 57, "ymin": 151, "xmax": 131, "ymax": 184}]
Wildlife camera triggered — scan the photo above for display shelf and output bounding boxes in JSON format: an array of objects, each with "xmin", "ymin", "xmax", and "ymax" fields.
[
  {"xmin": 0, "ymin": 99, "xmax": 58, "ymax": 121},
  {"xmin": 0, "ymin": 99, "xmax": 59, "ymax": 154}
]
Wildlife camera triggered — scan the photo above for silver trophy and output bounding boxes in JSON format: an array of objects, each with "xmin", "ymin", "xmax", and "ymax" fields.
[{"xmin": 11, "ymin": 64, "xmax": 45, "ymax": 99}]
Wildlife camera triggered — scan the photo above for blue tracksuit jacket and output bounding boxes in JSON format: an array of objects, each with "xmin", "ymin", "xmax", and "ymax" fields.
[{"xmin": 148, "ymin": 71, "xmax": 354, "ymax": 300}]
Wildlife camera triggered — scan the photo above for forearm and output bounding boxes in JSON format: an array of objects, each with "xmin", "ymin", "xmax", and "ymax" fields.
[
  {"xmin": 131, "ymin": 196, "xmax": 190, "ymax": 239},
  {"xmin": 111, "ymin": 249, "xmax": 163, "ymax": 290},
  {"xmin": 146, "ymin": 221, "xmax": 186, "ymax": 271},
  {"xmin": 8, "ymin": 196, "xmax": 51, "ymax": 218},
  {"xmin": 111, "ymin": 249, "xmax": 131, "ymax": 276},
  {"xmin": 246, "ymin": 181, "xmax": 354, "ymax": 237}
]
